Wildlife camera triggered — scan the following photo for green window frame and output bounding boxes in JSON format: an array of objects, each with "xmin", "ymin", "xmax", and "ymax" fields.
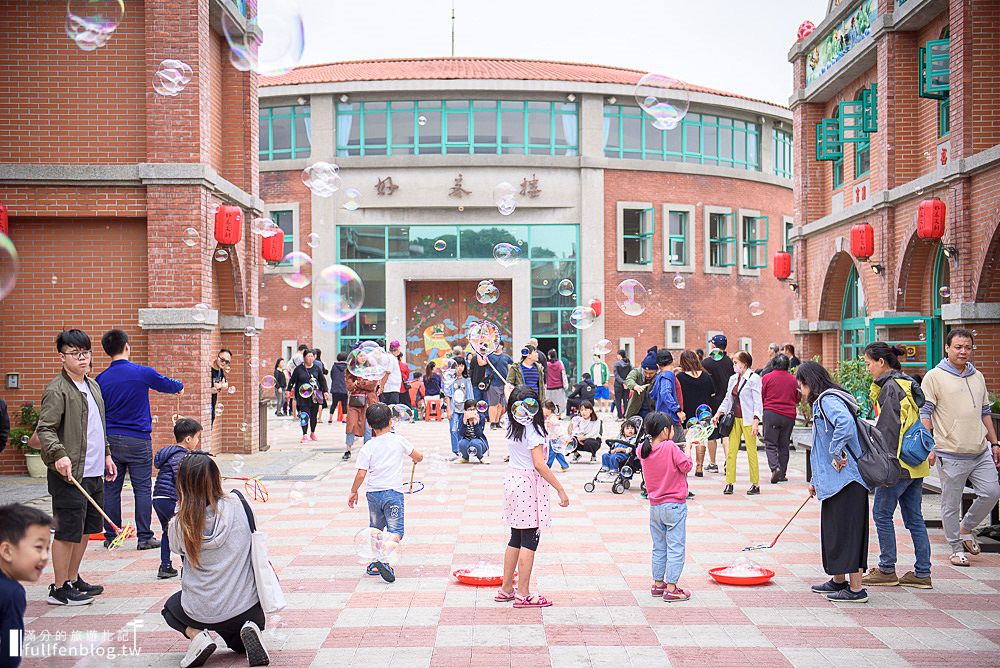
[
  {"xmin": 773, "ymin": 129, "xmax": 793, "ymax": 178},
  {"xmin": 815, "ymin": 118, "xmax": 843, "ymax": 161},
  {"xmin": 741, "ymin": 215, "xmax": 769, "ymax": 269},
  {"xmin": 603, "ymin": 106, "xmax": 761, "ymax": 171},
  {"xmin": 622, "ymin": 207, "xmax": 655, "ymax": 266},
  {"xmin": 272, "ymin": 210, "xmax": 294, "ymax": 263},
  {"xmin": 839, "ymin": 85, "xmax": 878, "ymax": 141},
  {"xmin": 841, "ymin": 265, "xmax": 868, "ymax": 364},
  {"xmin": 784, "ymin": 219, "xmax": 795, "ymax": 265},
  {"xmin": 855, "ymin": 131, "xmax": 871, "ymax": 178},
  {"xmin": 335, "ymin": 100, "xmax": 578, "ymax": 157},
  {"xmin": 666, "ymin": 210, "xmax": 688, "ymax": 266},
  {"xmin": 939, "ymin": 97, "xmax": 950, "ymax": 137},
  {"xmin": 709, "ymin": 212, "xmax": 736, "ymax": 268},
  {"xmin": 919, "ymin": 38, "xmax": 950, "ymax": 100},
  {"xmin": 833, "ymin": 156, "xmax": 844, "ymax": 188},
  {"xmin": 862, "ymin": 84, "xmax": 878, "ymax": 133},
  {"xmin": 259, "ymin": 106, "xmax": 311, "ymax": 161}
]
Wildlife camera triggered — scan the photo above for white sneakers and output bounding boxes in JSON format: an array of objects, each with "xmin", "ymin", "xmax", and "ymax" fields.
[
  {"xmin": 180, "ymin": 630, "xmax": 216, "ymax": 668},
  {"xmin": 179, "ymin": 624, "xmax": 269, "ymax": 667}
]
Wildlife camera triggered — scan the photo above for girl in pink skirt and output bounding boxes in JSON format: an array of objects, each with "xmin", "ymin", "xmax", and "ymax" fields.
[{"xmin": 496, "ymin": 385, "xmax": 570, "ymax": 608}]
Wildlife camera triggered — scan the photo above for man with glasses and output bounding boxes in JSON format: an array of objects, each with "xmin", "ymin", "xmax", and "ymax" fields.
[
  {"xmin": 36, "ymin": 330, "xmax": 118, "ymax": 605},
  {"xmin": 96, "ymin": 329, "xmax": 184, "ymax": 551},
  {"xmin": 210, "ymin": 349, "xmax": 232, "ymax": 424}
]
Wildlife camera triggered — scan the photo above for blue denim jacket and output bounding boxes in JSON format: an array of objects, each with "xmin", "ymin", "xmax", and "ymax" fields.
[{"xmin": 810, "ymin": 389, "xmax": 868, "ymax": 500}]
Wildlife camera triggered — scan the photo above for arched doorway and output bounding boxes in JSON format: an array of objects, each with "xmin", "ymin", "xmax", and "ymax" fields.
[{"xmin": 840, "ymin": 265, "xmax": 867, "ymax": 363}]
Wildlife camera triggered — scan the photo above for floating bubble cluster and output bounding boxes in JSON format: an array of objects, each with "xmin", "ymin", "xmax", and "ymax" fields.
[
  {"xmin": 301, "ymin": 162, "xmax": 342, "ymax": 197},
  {"xmin": 492, "ymin": 243, "xmax": 521, "ymax": 268},
  {"xmin": 476, "ymin": 279, "xmax": 500, "ymax": 305},
  {"xmin": 281, "ymin": 252, "xmax": 312, "ymax": 289},
  {"xmin": 615, "ymin": 279, "xmax": 648, "ymax": 316},
  {"xmin": 315, "ymin": 264, "xmax": 364, "ymax": 323},
  {"xmin": 65, "ymin": 0, "xmax": 124, "ymax": 51},
  {"xmin": 466, "ymin": 320, "xmax": 502, "ymax": 356},
  {"xmin": 569, "ymin": 306, "xmax": 597, "ymax": 330},
  {"xmin": 152, "ymin": 60, "xmax": 193, "ymax": 97},
  {"xmin": 634, "ymin": 72, "xmax": 691, "ymax": 131}
]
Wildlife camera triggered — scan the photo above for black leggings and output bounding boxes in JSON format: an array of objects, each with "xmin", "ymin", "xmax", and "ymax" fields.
[
  {"xmin": 330, "ymin": 393, "xmax": 348, "ymax": 417},
  {"xmin": 574, "ymin": 437, "xmax": 601, "ymax": 455},
  {"xmin": 508, "ymin": 527, "xmax": 541, "ymax": 551},
  {"xmin": 301, "ymin": 402, "xmax": 319, "ymax": 434},
  {"xmin": 161, "ymin": 591, "xmax": 265, "ymax": 654}
]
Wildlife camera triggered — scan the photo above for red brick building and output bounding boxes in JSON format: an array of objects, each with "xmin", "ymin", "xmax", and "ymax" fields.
[
  {"xmin": 789, "ymin": 0, "xmax": 1000, "ymax": 391},
  {"xmin": 0, "ymin": 0, "xmax": 264, "ymax": 474},
  {"xmin": 257, "ymin": 58, "xmax": 794, "ymax": 376}
]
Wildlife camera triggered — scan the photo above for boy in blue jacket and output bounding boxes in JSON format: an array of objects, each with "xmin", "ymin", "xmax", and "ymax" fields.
[
  {"xmin": 151, "ymin": 418, "xmax": 202, "ymax": 579},
  {"xmin": 456, "ymin": 400, "xmax": 489, "ymax": 462},
  {"xmin": 651, "ymin": 349, "xmax": 683, "ymax": 428}
]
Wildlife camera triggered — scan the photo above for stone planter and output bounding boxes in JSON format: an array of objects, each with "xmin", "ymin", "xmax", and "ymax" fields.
[{"xmin": 23, "ymin": 451, "xmax": 47, "ymax": 478}]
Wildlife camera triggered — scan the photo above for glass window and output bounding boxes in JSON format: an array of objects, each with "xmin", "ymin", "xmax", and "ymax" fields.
[
  {"xmin": 773, "ymin": 129, "xmax": 793, "ymax": 178},
  {"xmin": 622, "ymin": 115, "xmax": 642, "ymax": 156},
  {"xmin": 531, "ymin": 261, "xmax": 577, "ymax": 308},
  {"xmin": 272, "ymin": 210, "xmax": 294, "ymax": 261},
  {"xmin": 407, "ymin": 226, "xmax": 457, "ymax": 258},
  {"xmin": 390, "ymin": 102, "xmax": 415, "ymax": 154},
  {"xmin": 387, "ymin": 226, "xmax": 409, "ymax": 258},
  {"xmin": 260, "ymin": 105, "xmax": 311, "ymax": 160},
  {"xmin": 416, "ymin": 103, "xmax": 442, "ymax": 155},
  {"xmin": 709, "ymin": 213, "xmax": 735, "ymax": 267},
  {"xmin": 459, "ymin": 226, "xmax": 525, "ymax": 258},
  {"xmin": 473, "ymin": 103, "xmax": 499, "ymax": 153},
  {"xmin": 741, "ymin": 215, "xmax": 769, "ymax": 269},
  {"xmin": 667, "ymin": 211, "xmax": 687, "ymax": 265},
  {"xmin": 343, "ymin": 263, "xmax": 386, "ymax": 310},
  {"xmin": 530, "ymin": 225, "xmax": 576, "ymax": 260},
  {"xmin": 500, "ymin": 101, "xmax": 525, "ymax": 152},
  {"xmin": 784, "ymin": 220, "xmax": 795, "ymax": 267},
  {"xmin": 604, "ymin": 114, "xmax": 620, "ymax": 157},
  {"xmin": 339, "ymin": 227, "xmax": 386, "ymax": 261},
  {"xmin": 622, "ymin": 208, "xmax": 653, "ymax": 265},
  {"xmin": 531, "ymin": 309, "xmax": 560, "ymax": 336}
]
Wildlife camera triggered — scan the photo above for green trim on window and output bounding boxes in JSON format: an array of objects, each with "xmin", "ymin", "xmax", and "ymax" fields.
[
  {"xmin": 938, "ymin": 96, "xmax": 950, "ymax": 137},
  {"xmin": 709, "ymin": 212, "xmax": 737, "ymax": 268},
  {"xmin": 833, "ymin": 156, "xmax": 844, "ymax": 189},
  {"xmin": 773, "ymin": 129, "xmax": 793, "ymax": 178},
  {"xmin": 666, "ymin": 210, "xmax": 688, "ymax": 266},
  {"xmin": 259, "ymin": 106, "xmax": 311, "ymax": 161},
  {"xmin": 838, "ymin": 100, "xmax": 867, "ymax": 143},
  {"xmin": 841, "ymin": 265, "xmax": 868, "ymax": 364},
  {"xmin": 815, "ymin": 118, "xmax": 843, "ymax": 161},
  {"xmin": 919, "ymin": 38, "xmax": 950, "ymax": 100},
  {"xmin": 603, "ymin": 106, "xmax": 761, "ymax": 171},
  {"xmin": 622, "ymin": 207, "xmax": 655, "ymax": 266},
  {"xmin": 335, "ymin": 100, "xmax": 578, "ymax": 157},
  {"xmin": 862, "ymin": 84, "xmax": 878, "ymax": 133},
  {"xmin": 855, "ymin": 134, "xmax": 871, "ymax": 178},
  {"xmin": 784, "ymin": 220, "xmax": 795, "ymax": 268},
  {"xmin": 271, "ymin": 210, "xmax": 294, "ymax": 264},
  {"xmin": 741, "ymin": 215, "xmax": 769, "ymax": 269}
]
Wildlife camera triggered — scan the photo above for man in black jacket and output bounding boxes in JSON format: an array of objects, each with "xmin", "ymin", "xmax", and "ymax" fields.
[
  {"xmin": 612, "ymin": 350, "xmax": 632, "ymax": 420},
  {"xmin": 701, "ymin": 334, "xmax": 735, "ymax": 474}
]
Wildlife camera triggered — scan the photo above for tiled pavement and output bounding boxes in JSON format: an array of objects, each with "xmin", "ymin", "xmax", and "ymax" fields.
[{"xmin": 16, "ymin": 412, "xmax": 1000, "ymax": 667}]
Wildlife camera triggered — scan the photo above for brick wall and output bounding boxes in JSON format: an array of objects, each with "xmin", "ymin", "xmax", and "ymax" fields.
[{"xmin": 603, "ymin": 169, "xmax": 795, "ymax": 362}]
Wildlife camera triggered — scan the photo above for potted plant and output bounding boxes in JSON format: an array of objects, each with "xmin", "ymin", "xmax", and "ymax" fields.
[{"xmin": 11, "ymin": 402, "xmax": 45, "ymax": 478}]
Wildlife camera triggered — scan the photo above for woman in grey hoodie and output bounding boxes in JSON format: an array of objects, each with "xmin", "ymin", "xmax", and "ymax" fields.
[{"xmin": 161, "ymin": 453, "xmax": 270, "ymax": 668}]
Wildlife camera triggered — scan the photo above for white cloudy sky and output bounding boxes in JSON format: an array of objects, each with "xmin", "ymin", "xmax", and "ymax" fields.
[{"xmin": 289, "ymin": 0, "xmax": 831, "ymax": 106}]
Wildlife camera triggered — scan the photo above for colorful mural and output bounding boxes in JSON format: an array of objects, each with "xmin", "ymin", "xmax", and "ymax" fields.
[{"xmin": 806, "ymin": 0, "xmax": 877, "ymax": 85}]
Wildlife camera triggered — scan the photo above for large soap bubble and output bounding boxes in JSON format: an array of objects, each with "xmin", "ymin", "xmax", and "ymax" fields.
[
  {"xmin": 301, "ymin": 162, "xmax": 342, "ymax": 197},
  {"xmin": 315, "ymin": 264, "xmax": 364, "ymax": 323},
  {"xmin": 347, "ymin": 345, "xmax": 391, "ymax": 381},
  {"xmin": 152, "ymin": 60, "xmax": 193, "ymax": 97},
  {"xmin": 222, "ymin": 2, "xmax": 304, "ymax": 76},
  {"xmin": 65, "ymin": 0, "xmax": 124, "ymax": 51},
  {"xmin": 616, "ymin": 279, "xmax": 648, "ymax": 316},
  {"xmin": 634, "ymin": 73, "xmax": 691, "ymax": 131},
  {"xmin": 569, "ymin": 306, "xmax": 597, "ymax": 330},
  {"xmin": 354, "ymin": 527, "xmax": 402, "ymax": 566},
  {"xmin": 593, "ymin": 339, "xmax": 613, "ymax": 355},
  {"xmin": 281, "ymin": 252, "xmax": 312, "ymax": 289},
  {"xmin": 466, "ymin": 320, "xmax": 502, "ymax": 356},
  {"xmin": 476, "ymin": 280, "xmax": 500, "ymax": 305},
  {"xmin": 0, "ymin": 234, "xmax": 18, "ymax": 300},
  {"xmin": 493, "ymin": 182, "xmax": 518, "ymax": 216},
  {"xmin": 492, "ymin": 243, "xmax": 521, "ymax": 268}
]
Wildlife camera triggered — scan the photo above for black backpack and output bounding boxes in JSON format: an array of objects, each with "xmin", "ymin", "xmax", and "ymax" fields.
[{"xmin": 824, "ymin": 394, "xmax": 902, "ymax": 489}]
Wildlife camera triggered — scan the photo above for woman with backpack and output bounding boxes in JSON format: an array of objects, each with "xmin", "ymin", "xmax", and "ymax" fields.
[
  {"xmin": 860, "ymin": 342, "xmax": 932, "ymax": 589},
  {"xmin": 795, "ymin": 361, "xmax": 870, "ymax": 603}
]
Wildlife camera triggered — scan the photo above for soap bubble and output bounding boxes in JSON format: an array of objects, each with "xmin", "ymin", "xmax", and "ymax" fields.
[
  {"xmin": 634, "ymin": 73, "xmax": 691, "ymax": 131},
  {"xmin": 251, "ymin": 218, "xmax": 280, "ymax": 238},
  {"xmin": 354, "ymin": 527, "xmax": 402, "ymax": 566},
  {"xmin": 191, "ymin": 303, "xmax": 210, "ymax": 322},
  {"xmin": 522, "ymin": 397, "xmax": 540, "ymax": 415},
  {"xmin": 343, "ymin": 187, "xmax": 361, "ymax": 211},
  {"xmin": 673, "ymin": 274, "xmax": 686, "ymax": 289},
  {"xmin": 301, "ymin": 162, "xmax": 342, "ymax": 197},
  {"xmin": 244, "ymin": 326, "xmax": 257, "ymax": 337},
  {"xmin": 183, "ymin": 228, "xmax": 199, "ymax": 247},
  {"xmin": 918, "ymin": 331, "xmax": 926, "ymax": 341},
  {"xmin": 442, "ymin": 369, "xmax": 457, "ymax": 387},
  {"xmin": 152, "ymin": 59, "xmax": 193, "ymax": 97},
  {"xmin": 239, "ymin": 422, "xmax": 248, "ymax": 432},
  {"xmin": 466, "ymin": 320, "xmax": 502, "ymax": 356},
  {"xmin": 748, "ymin": 301, "xmax": 765, "ymax": 317},
  {"xmin": 476, "ymin": 400, "xmax": 488, "ymax": 413},
  {"xmin": 615, "ymin": 279, "xmax": 648, "ymax": 316},
  {"xmin": 569, "ymin": 306, "xmax": 597, "ymax": 330},
  {"xmin": 497, "ymin": 196, "xmax": 517, "ymax": 216},
  {"xmin": 390, "ymin": 404, "xmax": 413, "ymax": 424},
  {"xmin": 298, "ymin": 412, "xmax": 309, "ymax": 427},
  {"xmin": 434, "ymin": 239, "xmax": 447, "ymax": 252},
  {"xmin": 711, "ymin": 350, "xmax": 724, "ymax": 361},
  {"xmin": 306, "ymin": 233, "xmax": 320, "ymax": 248},
  {"xmin": 151, "ymin": 415, "xmax": 158, "ymax": 424},
  {"xmin": 557, "ymin": 279, "xmax": 574, "ymax": 296},
  {"xmin": 511, "ymin": 401, "xmax": 533, "ymax": 425},
  {"xmin": 214, "ymin": 248, "xmax": 230, "ymax": 262},
  {"xmin": 315, "ymin": 264, "xmax": 365, "ymax": 323},
  {"xmin": 216, "ymin": 403, "xmax": 225, "ymax": 415},
  {"xmin": 493, "ymin": 182, "xmax": 517, "ymax": 216},
  {"xmin": 298, "ymin": 384, "xmax": 314, "ymax": 399},
  {"xmin": 0, "ymin": 234, "xmax": 18, "ymax": 300},
  {"xmin": 938, "ymin": 286, "xmax": 951, "ymax": 299},
  {"xmin": 593, "ymin": 339, "xmax": 613, "ymax": 355},
  {"xmin": 222, "ymin": 2, "xmax": 304, "ymax": 76},
  {"xmin": 227, "ymin": 385, "xmax": 238, "ymax": 394},
  {"xmin": 476, "ymin": 280, "xmax": 500, "ymax": 304},
  {"xmin": 493, "ymin": 243, "xmax": 521, "ymax": 268},
  {"xmin": 260, "ymin": 375, "xmax": 276, "ymax": 389},
  {"xmin": 347, "ymin": 345, "xmax": 392, "ymax": 381},
  {"xmin": 65, "ymin": 0, "xmax": 124, "ymax": 51},
  {"xmin": 281, "ymin": 252, "xmax": 312, "ymax": 289}
]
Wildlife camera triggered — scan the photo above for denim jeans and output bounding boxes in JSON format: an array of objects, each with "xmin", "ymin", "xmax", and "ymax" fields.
[
  {"xmin": 547, "ymin": 450, "xmax": 568, "ymax": 469},
  {"xmin": 602, "ymin": 452, "xmax": 628, "ymax": 471},
  {"xmin": 458, "ymin": 437, "xmax": 487, "ymax": 460},
  {"xmin": 367, "ymin": 489, "xmax": 405, "ymax": 539},
  {"xmin": 345, "ymin": 423, "xmax": 371, "ymax": 448},
  {"xmin": 449, "ymin": 413, "xmax": 463, "ymax": 454},
  {"xmin": 649, "ymin": 502, "xmax": 687, "ymax": 584},
  {"xmin": 104, "ymin": 434, "xmax": 154, "ymax": 542},
  {"xmin": 152, "ymin": 497, "xmax": 176, "ymax": 568},
  {"xmin": 872, "ymin": 476, "xmax": 932, "ymax": 577}
]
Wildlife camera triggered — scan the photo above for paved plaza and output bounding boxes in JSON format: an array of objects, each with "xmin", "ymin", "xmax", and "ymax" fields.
[{"xmin": 11, "ymin": 413, "xmax": 1000, "ymax": 667}]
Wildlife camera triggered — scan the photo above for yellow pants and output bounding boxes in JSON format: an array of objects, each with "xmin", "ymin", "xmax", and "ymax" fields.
[{"xmin": 725, "ymin": 417, "xmax": 759, "ymax": 485}]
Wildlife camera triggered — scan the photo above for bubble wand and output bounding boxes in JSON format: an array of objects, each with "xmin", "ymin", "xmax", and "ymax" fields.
[
  {"xmin": 408, "ymin": 461, "xmax": 417, "ymax": 494},
  {"xmin": 222, "ymin": 476, "xmax": 269, "ymax": 502},
  {"xmin": 67, "ymin": 476, "xmax": 136, "ymax": 550},
  {"xmin": 742, "ymin": 495, "xmax": 812, "ymax": 551}
]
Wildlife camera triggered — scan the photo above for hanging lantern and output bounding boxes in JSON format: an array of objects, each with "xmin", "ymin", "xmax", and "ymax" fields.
[
  {"xmin": 589, "ymin": 298, "xmax": 602, "ymax": 318},
  {"xmin": 773, "ymin": 251, "xmax": 792, "ymax": 280},
  {"xmin": 0, "ymin": 202, "xmax": 7, "ymax": 236},
  {"xmin": 916, "ymin": 198, "xmax": 946, "ymax": 240},
  {"xmin": 262, "ymin": 232, "xmax": 283, "ymax": 264},
  {"xmin": 797, "ymin": 20, "xmax": 815, "ymax": 41},
  {"xmin": 850, "ymin": 222, "xmax": 875, "ymax": 262},
  {"xmin": 214, "ymin": 205, "xmax": 243, "ymax": 245}
]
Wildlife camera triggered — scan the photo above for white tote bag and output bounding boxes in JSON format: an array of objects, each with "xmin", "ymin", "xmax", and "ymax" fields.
[{"xmin": 232, "ymin": 490, "xmax": 287, "ymax": 613}]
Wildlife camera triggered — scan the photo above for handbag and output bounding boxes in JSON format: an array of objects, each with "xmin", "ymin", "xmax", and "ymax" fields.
[
  {"xmin": 348, "ymin": 394, "xmax": 367, "ymax": 408},
  {"xmin": 718, "ymin": 376, "xmax": 748, "ymax": 438},
  {"xmin": 231, "ymin": 489, "xmax": 287, "ymax": 613}
]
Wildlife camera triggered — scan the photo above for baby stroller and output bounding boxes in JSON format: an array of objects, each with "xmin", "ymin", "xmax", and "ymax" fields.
[{"xmin": 583, "ymin": 437, "xmax": 646, "ymax": 495}]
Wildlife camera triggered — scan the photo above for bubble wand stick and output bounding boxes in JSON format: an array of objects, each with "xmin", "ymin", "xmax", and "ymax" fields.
[
  {"xmin": 67, "ymin": 476, "xmax": 136, "ymax": 550},
  {"xmin": 408, "ymin": 461, "xmax": 417, "ymax": 494},
  {"xmin": 742, "ymin": 495, "xmax": 812, "ymax": 551}
]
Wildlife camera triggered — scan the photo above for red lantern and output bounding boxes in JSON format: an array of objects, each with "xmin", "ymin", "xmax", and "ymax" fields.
[
  {"xmin": 0, "ymin": 202, "xmax": 7, "ymax": 236},
  {"xmin": 850, "ymin": 222, "xmax": 875, "ymax": 262},
  {"xmin": 773, "ymin": 251, "xmax": 792, "ymax": 280},
  {"xmin": 214, "ymin": 205, "xmax": 243, "ymax": 245},
  {"xmin": 262, "ymin": 232, "xmax": 284, "ymax": 263},
  {"xmin": 916, "ymin": 198, "xmax": 946, "ymax": 240},
  {"xmin": 589, "ymin": 298, "xmax": 602, "ymax": 317},
  {"xmin": 797, "ymin": 20, "xmax": 815, "ymax": 41}
]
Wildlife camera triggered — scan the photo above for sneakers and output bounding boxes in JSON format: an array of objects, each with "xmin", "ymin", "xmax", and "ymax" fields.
[
  {"xmin": 560, "ymin": 467, "xmax": 570, "ymax": 472},
  {"xmin": 309, "ymin": 433, "xmax": 319, "ymax": 441},
  {"xmin": 826, "ymin": 588, "xmax": 869, "ymax": 603},
  {"xmin": 73, "ymin": 576, "xmax": 104, "ymax": 596},
  {"xmin": 47, "ymin": 582, "xmax": 94, "ymax": 606},
  {"xmin": 861, "ymin": 568, "xmax": 899, "ymax": 587},
  {"xmin": 301, "ymin": 435, "xmax": 310, "ymax": 443},
  {"xmin": 723, "ymin": 484, "xmax": 734, "ymax": 495},
  {"xmin": 158, "ymin": 565, "xmax": 179, "ymax": 579},
  {"xmin": 662, "ymin": 587, "xmax": 691, "ymax": 602},
  {"xmin": 180, "ymin": 629, "xmax": 217, "ymax": 668},
  {"xmin": 899, "ymin": 571, "xmax": 933, "ymax": 589},
  {"xmin": 705, "ymin": 464, "xmax": 719, "ymax": 473},
  {"xmin": 342, "ymin": 451, "xmax": 352, "ymax": 460},
  {"xmin": 137, "ymin": 538, "xmax": 160, "ymax": 551},
  {"xmin": 811, "ymin": 578, "xmax": 849, "ymax": 594},
  {"xmin": 770, "ymin": 469, "xmax": 782, "ymax": 484},
  {"xmin": 240, "ymin": 621, "xmax": 270, "ymax": 667},
  {"xmin": 694, "ymin": 470, "xmax": 704, "ymax": 477},
  {"xmin": 746, "ymin": 485, "xmax": 760, "ymax": 496}
]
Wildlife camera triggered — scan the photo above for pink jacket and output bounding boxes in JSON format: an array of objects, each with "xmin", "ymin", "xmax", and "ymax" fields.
[{"xmin": 637, "ymin": 440, "xmax": 692, "ymax": 505}]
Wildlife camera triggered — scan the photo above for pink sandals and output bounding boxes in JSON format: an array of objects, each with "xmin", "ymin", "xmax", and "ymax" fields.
[
  {"xmin": 513, "ymin": 592, "xmax": 552, "ymax": 608},
  {"xmin": 494, "ymin": 588, "xmax": 515, "ymax": 602}
]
